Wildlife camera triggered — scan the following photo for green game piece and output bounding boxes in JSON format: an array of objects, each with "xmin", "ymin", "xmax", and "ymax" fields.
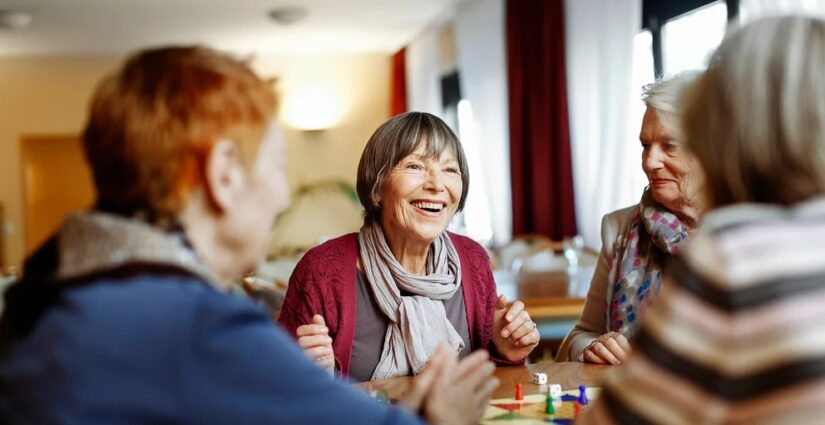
[{"xmin": 545, "ymin": 394, "xmax": 555, "ymax": 414}]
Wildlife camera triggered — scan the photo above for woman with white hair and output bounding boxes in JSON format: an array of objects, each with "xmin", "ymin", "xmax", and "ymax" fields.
[
  {"xmin": 582, "ymin": 15, "xmax": 825, "ymax": 423},
  {"xmin": 557, "ymin": 73, "xmax": 702, "ymax": 364}
]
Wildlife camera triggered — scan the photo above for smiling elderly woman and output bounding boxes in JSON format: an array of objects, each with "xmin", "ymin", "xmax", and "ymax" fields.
[
  {"xmin": 280, "ymin": 112, "xmax": 539, "ymax": 381},
  {"xmin": 581, "ymin": 16, "xmax": 825, "ymax": 424},
  {"xmin": 557, "ymin": 73, "xmax": 702, "ymax": 365}
]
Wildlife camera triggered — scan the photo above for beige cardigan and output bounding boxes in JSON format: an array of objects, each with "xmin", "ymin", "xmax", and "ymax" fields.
[{"xmin": 556, "ymin": 205, "xmax": 635, "ymax": 362}]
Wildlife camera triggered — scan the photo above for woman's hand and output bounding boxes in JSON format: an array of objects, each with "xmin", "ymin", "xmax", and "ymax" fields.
[
  {"xmin": 296, "ymin": 314, "xmax": 335, "ymax": 373},
  {"xmin": 582, "ymin": 331, "xmax": 630, "ymax": 365},
  {"xmin": 398, "ymin": 346, "xmax": 499, "ymax": 425},
  {"xmin": 492, "ymin": 295, "xmax": 540, "ymax": 361}
]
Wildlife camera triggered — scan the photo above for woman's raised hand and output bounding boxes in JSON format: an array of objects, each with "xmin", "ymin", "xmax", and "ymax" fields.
[
  {"xmin": 492, "ymin": 294, "xmax": 540, "ymax": 361},
  {"xmin": 582, "ymin": 331, "xmax": 631, "ymax": 365},
  {"xmin": 296, "ymin": 314, "xmax": 335, "ymax": 373}
]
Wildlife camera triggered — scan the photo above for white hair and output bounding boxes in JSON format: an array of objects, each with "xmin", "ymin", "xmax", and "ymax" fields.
[{"xmin": 642, "ymin": 72, "xmax": 700, "ymax": 135}]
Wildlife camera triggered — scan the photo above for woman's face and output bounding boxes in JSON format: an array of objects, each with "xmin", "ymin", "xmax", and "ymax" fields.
[
  {"xmin": 227, "ymin": 123, "xmax": 290, "ymax": 275},
  {"xmin": 378, "ymin": 143, "xmax": 463, "ymax": 244},
  {"xmin": 640, "ymin": 107, "xmax": 701, "ymax": 211}
]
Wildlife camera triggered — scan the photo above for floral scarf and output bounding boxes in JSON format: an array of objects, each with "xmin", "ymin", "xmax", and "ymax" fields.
[{"xmin": 605, "ymin": 189, "xmax": 690, "ymax": 337}]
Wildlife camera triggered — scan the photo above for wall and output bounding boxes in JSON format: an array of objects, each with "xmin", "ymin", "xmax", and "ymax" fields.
[
  {"xmin": 0, "ymin": 53, "xmax": 390, "ymax": 267},
  {"xmin": 21, "ymin": 135, "xmax": 96, "ymax": 253}
]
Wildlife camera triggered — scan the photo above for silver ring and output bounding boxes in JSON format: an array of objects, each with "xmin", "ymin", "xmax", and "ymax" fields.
[{"xmin": 530, "ymin": 321, "xmax": 537, "ymax": 330}]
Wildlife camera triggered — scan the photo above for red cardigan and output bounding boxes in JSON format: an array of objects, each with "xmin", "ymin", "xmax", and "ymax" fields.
[{"xmin": 279, "ymin": 232, "xmax": 517, "ymax": 377}]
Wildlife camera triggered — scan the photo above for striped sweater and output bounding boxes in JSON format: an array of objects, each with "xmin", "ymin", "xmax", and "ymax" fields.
[{"xmin": 580, "ymin": 196, "xmax": 825, "ymax": 425}]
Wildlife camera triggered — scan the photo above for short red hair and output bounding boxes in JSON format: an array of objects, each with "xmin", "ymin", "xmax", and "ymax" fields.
[{"xmin": 82, "ymin": 46, "xmax": 277, "ymax": 218}]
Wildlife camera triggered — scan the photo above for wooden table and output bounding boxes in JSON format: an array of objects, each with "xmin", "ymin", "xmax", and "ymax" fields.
[{"xmin": 359, "ymin": 362, "xmax": 612, "ymax": 400}]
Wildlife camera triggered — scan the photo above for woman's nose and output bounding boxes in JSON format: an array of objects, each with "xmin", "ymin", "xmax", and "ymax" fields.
[
  {"xmin": 423, "ymin": 168, "xmax": 446, "ymax": 192},
  {"xmin": 643, "ymin": 148, "xmax": 665, "ymax": 172}
]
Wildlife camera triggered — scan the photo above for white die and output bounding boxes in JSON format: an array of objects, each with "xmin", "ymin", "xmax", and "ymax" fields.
[
  {"xmin": 532, "ymin": 372, "xmax": 547, "ymax": 385},
  {"xmin": 549, "ymin": 384, "xmax": 562, "ymax": 398}
]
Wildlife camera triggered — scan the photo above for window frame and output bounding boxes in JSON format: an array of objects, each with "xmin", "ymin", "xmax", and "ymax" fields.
[{"xmin": 642, "ymin": 0, "xmax": 740, "ymax": 78}]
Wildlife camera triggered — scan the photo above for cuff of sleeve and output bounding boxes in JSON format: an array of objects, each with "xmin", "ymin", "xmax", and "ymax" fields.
[{"xmin": 572, "ymin": 337, "xmax": 596, "ymax": 363}]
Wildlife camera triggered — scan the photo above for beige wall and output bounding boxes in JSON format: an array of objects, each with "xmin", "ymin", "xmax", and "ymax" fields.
[
  {"xmin": 0, "ymin": 53, "xmax": 390, "ymax": 267},
  {"xmin": 20, "ymin": 135, "xmax": 96, "ymax": 254}
]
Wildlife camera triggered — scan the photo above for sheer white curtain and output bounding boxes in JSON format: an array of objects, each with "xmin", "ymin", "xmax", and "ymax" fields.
[
  {"xmin": 741, "ymin": 0, "xmax": 825, "ymax": 21},
  {"xmin": 454, "ymin": 0, "xmax": 511, "ymax": 247},
  {"xmin": 405, "ymin": 28, "xmax": 443, "ymax": 115},
  {"xmin": 564, "ymin": 0, "xmax": 646, "ymax": 249}
]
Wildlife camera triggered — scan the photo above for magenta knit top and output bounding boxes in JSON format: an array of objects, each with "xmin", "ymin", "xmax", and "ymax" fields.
[{"xmin": 278, "ymin": 232, "xmax": 517, "ymax": 377}]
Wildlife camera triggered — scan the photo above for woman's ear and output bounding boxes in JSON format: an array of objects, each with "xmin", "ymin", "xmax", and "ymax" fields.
[{"xmin": 203, "ymin": 139, "xmax": 246, "ymax": 214}]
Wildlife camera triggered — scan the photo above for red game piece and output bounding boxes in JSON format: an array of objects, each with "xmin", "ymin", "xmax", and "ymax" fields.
[{"xmin": 514, "ymin": 383, "xmax": 523, "ymax": 400}]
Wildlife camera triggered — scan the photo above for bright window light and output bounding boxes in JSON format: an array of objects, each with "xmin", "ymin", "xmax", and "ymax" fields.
[
  {"xmin": 741, "ymin": 0, "xmax": 825, "ymax": 22},
  {"xmin": 455, "ymin": 99, "xmax": 493, "ymax": 244},
  {"xmin": 662, "ymin": 1, "xmax": 727, "ymax": 76}
]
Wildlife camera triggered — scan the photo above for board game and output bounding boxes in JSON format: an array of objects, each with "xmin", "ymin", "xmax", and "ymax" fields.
[{"xmin": 481, "ymin": 387, "xmax": 600, "ymax": 425}]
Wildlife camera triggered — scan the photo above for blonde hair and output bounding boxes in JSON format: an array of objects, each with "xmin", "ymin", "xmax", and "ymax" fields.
[
  {"xmin": 683, "ymin": 16, "xmax": 825, "ymax": 208},
  {"xmin": 82, "ymin": 46, "xmax": 277, "ymax": 218},
  {"xmin": 642, "ymin": 72, "xmax": 699, "ymax": 138}
]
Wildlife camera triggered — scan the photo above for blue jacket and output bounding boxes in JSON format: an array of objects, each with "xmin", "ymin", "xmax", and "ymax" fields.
[{"xmin": 0, "ymin": 264, "xmax": 423, "ymax": 425}]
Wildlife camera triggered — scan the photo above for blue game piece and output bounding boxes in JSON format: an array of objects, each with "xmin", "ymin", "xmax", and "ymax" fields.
[{"xmin": 577, "ymin": 385, "xmax": 588, "ymax": 405}]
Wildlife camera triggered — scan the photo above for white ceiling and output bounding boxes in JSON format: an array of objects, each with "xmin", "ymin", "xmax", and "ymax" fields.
[{"xmin": 0, "ymin": 0, "xmax": 461, "ymax": 56}]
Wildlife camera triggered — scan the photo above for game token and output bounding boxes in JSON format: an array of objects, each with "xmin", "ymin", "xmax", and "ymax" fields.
[
  {"xmin": 514, "ymin": 383, "xmax": 523, "ymax": 401},
  {"xmin": 577, "ymin": 385, "xmax": 588, "ymax": 405},
  {"xmin": 545, "ymin": 393, "xmax": 554, "ymax": 414}
]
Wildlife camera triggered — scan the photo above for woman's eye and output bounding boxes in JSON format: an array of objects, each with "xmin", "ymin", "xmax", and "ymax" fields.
[
  {"xmin": 445, "ymin": 167, "xmax": 460, "ymax": 174},
  {"xmin": 406, "ymin": 162, "xmax": 424, "ymax": 170}
]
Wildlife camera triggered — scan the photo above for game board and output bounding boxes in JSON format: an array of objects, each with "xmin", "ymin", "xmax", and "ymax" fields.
[{"xmin": 481, "ymin": 387, "xmax": 600, "ymax": 425}]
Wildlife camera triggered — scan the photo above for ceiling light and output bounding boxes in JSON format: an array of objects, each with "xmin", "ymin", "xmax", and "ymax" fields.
[
  {"xmin": 0, "ymin": 10, "xmax": 32, "ymax": 30},
  {"xmin": 268, "ymin": 6, "xmax": 307, "ymax": 25}
]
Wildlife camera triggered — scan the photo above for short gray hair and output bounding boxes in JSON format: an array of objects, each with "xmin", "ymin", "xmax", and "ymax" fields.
[
  {"xmin": 683, "ymin": 16, "xmax": 825, "ymax": 208},
  {"xmin": 642, "ymin": 72, "xmax": 700, "ymax": 137},
  {"xmin": 356, "ymin": 112, "xmax": 470, "ymax": 224}
]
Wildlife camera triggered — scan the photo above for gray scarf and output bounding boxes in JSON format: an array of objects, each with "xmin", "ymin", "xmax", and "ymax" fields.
[{"xmin": 357, "ymin": 222, "xmax": 464, "ymax": 380}]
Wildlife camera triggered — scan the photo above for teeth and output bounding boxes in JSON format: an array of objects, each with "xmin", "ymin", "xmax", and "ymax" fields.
[{"xmin": 411, "ymin": 201, "xmax": 443, "ymax": 211}]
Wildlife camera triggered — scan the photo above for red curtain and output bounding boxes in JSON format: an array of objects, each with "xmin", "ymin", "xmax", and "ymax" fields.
[
  {"xmin": 506, "ymin": 0, "xmax": 577, "ymax": 240},
  {"xmin": 390, "ymin": 48, "xmax": 408, "ymax": 116}
]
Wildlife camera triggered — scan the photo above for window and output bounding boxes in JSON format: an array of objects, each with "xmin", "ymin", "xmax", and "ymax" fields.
[
  {"xmin": 642, "ymin": 0, "xmax": 740, "ymax": 78},
  {"xmin": 662, "ymin": 1, "xmax": 728, "ymax": 76},
  {"xmin": 740, "ymin": 0, "xmax": 825, "ymax": 22},
  {"xmin": 440, "ymin": 72, "xmax": 494, "ymax": 244}
]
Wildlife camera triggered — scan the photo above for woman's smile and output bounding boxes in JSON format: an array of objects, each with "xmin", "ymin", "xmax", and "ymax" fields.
[{"xmin": 409, "ymin": 199, "xmax": 448, "ymax": 218}]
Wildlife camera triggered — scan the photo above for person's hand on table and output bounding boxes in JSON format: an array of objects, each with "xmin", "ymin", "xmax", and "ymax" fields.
[
  {"xmin": 398, "ymin": 345, "xmax": 499, "ymax": 425},
  {"xmin": 492, "ymin": 294, "xmax": 540, "ymax": 361},
  {"xmin": 582, "ymin": 331, "xmax": 630, "ymax": 365},
  {"xmin": 295, "ymin": 314, "xmax": 335, "ymax": 373}
]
